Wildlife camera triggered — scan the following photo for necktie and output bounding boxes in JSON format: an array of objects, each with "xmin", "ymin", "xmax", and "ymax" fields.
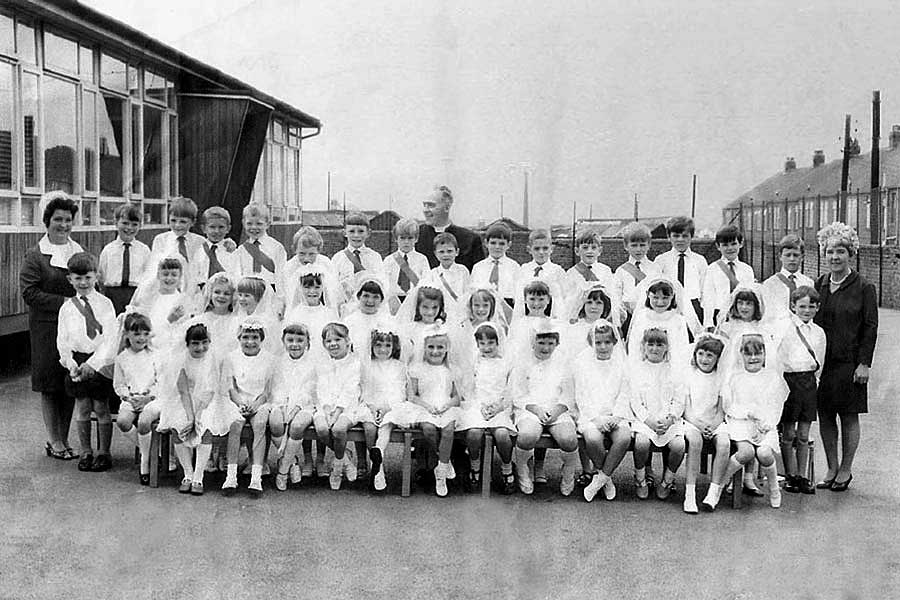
[
  {"xmin": 489, "ymin": 259, "xmax": 500, "ymax": 286},
  {"xmin": 727, "ymin": 261, "xmax": 737, "ymax": 291},
  {"xmin": 635, "ymin": 260, "xmax": 642, "ymax": 272},
  {"xmin": 398, "ymin": 253, "xmax": 411, "ymax": 292},
  {"xmin": 252, "ymin": 240, "xmax": 263, "ymax": 272},
  {"xmin": 177, "ymin": 236, "xmax": 188, "ymax": 261},
  {"xmin": 533, "ymin": 265, "xmax": 542, "ymax": 277},
  {"xmin": 787, "ymin": 273, "xmax": 797, "ymax": 294},
  {"xmin": 80, "ymin": 296, "xmax": 102, "ymax": 339},
  {"xmin": 121, "ymin": 242, "xmax": 131, "ymax": 287},
  {"xmin": 207, "ymin": 243, "xmax": 224, "ymax": 278},
  {"xmin": 353, "ymin": 249, "xmax": 363, "ymax": 273},
  {"xmin": 677, "ymin": 252, "xmax": 685, "ymax": 286}
]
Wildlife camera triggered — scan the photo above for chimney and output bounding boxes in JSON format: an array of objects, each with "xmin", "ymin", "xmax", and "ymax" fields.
[
  {"xmin": 784, "ymin": 156, "xmax": 796, "ymax": 172},
  {"xmin": 813, "ymin": 150, "xmax": 825, "ymax": 167},
  {"xmin": 890, "ymin": 124, "xmax": 900, "ymax": 150}
]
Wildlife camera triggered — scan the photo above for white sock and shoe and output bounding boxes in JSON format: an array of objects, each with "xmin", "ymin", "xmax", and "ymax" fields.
[
  {"xmin": 560, "ymin": 451, "xmax": 578, "ymax": 496},
  {"xmin": 683, "ymin": 483, "xmax": 698, "ymax": 513},
  {"xmin": 435, "ymin": 462, "xmax": 449, "ymax": 497},
  {"xmin": 330, "ymin": 455, "xmax": 344, "ymax": 490},
  {"xmin": 702, "ymin": 483, "xmax": 722, "ymax": 511},
  {"xmin": 514, "ymin": 448, "xmax": 534, "ymax": 495},
  {"xmin": 583, "ymin": 472, "xmax": 610, "ymax": 502},
  {"xmin": 344, "ymin": 446, "xmax": 358, "ymax": 482}
]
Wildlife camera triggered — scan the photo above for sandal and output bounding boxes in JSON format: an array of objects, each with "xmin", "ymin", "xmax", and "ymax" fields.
[
  {"xmin": 63, "ymin": 447, "xmax": 79, "ymax": 460},
  {"xmin": 45, "ymin": 442, "xmax": 68, "ymax": 461}
]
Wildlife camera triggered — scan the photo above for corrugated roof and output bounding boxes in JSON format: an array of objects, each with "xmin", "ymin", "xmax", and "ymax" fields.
[
  {"xmin": 14, "ymin": 0, "xmax": 321, "ymax": 128},
  {"xmin": 727, "ymin": 146, "xmax": 900, "ymax": 209}
]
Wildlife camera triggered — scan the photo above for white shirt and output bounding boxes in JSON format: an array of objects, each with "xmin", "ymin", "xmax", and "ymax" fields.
[
  {"xmin": 423, "ymin": 264, "xmax": 470, "ymax": 303},
  {"xmin": 190, "ymin": 239, "xmax": 240, "ymax": 286},
  {"xmin": 614, "ymin": 257, "xmax": 661, "ymax": 312},
  {"xmin": 150, "ymin": 231, "xmax": 206, "ymax": 265},
  {"xmin": 234, "ymin": 233, "xmax": 288, "ymax": 290},
  {"xmin": 701, "ymin": 258, "xmax": 756, "ymax": 328},
  {"xmin": 56, "ymin": 290, "xmax": 118, "ymax": 371},
  {"xmin": 564, "ymin": 262, "xmax": 621, "ymax": 315},
  {"xmin": 572, "ymin": 348, "xmax": 630, "ymax": 421},
  {"xmin": 113, "ymin": 347, "xmax": 160, "ymax": 399},
  {"xmin": 762, "ymin": 269, "xmax": 815, "ymax": 325},
  {"xmin": 653, "ymin": 248, "xmax": 708, "ymax": 301},
  {"xmin": 332, "ymin": 245, "xmax": 385, "ymax": 299},
  {"xmin": 314, "ymin": 353, "xmax": 362, "ymax": 412},
  {"xmin": 471, "ymin": 255, "xmax": 520, "ymax": 300},
  {"xmin": 383, "ymin": 250, "xmax": 430, "ymax": 299},
  {"xmin": 778, "ymin": 315, "xmax": 826, "ymax": 374},
  {"xmin": 516, "ymin": 260, "xmax": 566, "ymax": 299},
  {"xmin": 98, "ymin": 237, "xmax": 151, "ymax": 287}
]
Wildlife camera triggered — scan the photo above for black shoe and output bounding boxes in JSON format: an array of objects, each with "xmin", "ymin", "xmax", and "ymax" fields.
[
  {"xmin": 91, "ymin": 454, "xmax": 112, "ymax": 472},
  {"xmin": 741, "ymin": 484, "xmax": 765, "ymax": 497},
  {"xmin": 463, "ymin": 470, "xmax": 481, "ymax": 493},
  {"xmin": 798, "ymin": 477, "xmax": 816, "ymax": 494},
  {"xmin": 139, "ymin": 474, "xmax": 150, "ymax": 486},
  {"xmin": 816, "ymin": 478, "xmax": 835, "ymax": 490},
  {"xmin": 78, "ymin": 454, "xmax": 94, "ymax": 472},
  {"xmin": 501, "ymin": 472, "xmax": 516, "ymax": 495},
  {"xmin": 783, "ymin": 475, "xmax": 800, "ymax": 494},
  {"xmin": 831, "ymin": 475, "xmax": 852, "ymax": 492}
]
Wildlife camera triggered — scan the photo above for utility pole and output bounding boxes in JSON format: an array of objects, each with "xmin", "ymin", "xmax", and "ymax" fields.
[
  {"xmin": 871, "ymin": 90, "xmax": 881, "ymax": 244},
  {"xmin": 327, "ymin": 171, "xmax": 331, "ymax": 209},
  {"xmin": 633, "ymin": 193, "xmax": 639, "ymax": 221},
  {"xmin": 342, "ymin": 192, "xmax": 347, "ymax": 226},
  {"xmin": 522, "ymin": 170, "xmax": 529, "ymax": 227},
  {"xmin": 691, "ymin": 174, "xmax": 697, "ymax": 219},
  {"xmin": 500, "ymin": 194, "xmax": 504, "ymax": 218},
  {"xmin": 840, "ymin": 114, "xmax": 852, "ymax": 222}
]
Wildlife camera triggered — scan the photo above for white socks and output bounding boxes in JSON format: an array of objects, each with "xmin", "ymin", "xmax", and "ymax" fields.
[
  {"xmin": 193, "ymin": 444, "xmax": 212, "ymax": 483},
  {"xmin": 282, "ymin": 438, "xmax": 303, "ymax": 473},
  {"xmin": 137, "ymin": 432, "xmax": 151, "ymax": 475},
  {"xmin": 174, "ymin": 444, "xmax": 194, "ymax": 476}
]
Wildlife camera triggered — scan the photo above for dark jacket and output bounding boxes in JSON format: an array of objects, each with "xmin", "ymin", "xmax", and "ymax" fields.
[
  {"xmin": 417, "ymin": 223, "xmax": 485, "ymax": 271},
  {"xmin": 814, "ymin": 270, "xmax": 878, "ymax": 367}
]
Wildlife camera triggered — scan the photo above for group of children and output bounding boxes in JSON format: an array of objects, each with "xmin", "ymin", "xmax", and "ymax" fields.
[{"xmin": 57, "ymin": 199, "xmax": 827, "ymax": 513}]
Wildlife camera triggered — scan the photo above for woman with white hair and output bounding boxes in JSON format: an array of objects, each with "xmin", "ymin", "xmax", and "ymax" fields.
[{"xmin": 813, "ymin": 222, "xmax": 878, "ymax": 492}]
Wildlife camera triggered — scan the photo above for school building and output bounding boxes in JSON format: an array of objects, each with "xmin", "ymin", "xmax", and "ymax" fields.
[{"xmin": 0, "ymin": 0, "xmax": 321, "ymax": 335}]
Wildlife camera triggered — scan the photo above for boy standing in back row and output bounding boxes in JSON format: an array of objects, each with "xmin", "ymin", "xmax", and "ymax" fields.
[
  {"xmin": 653, "ymin": 216, "xmax": 705, "ymax": 334},
  {"xmin": 701, "ymin": 224, "xmax": 755, "ymax": 330}
]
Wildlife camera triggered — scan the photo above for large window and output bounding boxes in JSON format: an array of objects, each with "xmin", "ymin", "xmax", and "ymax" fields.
[
  {"xmin": 0, "ymin": 15, "xmax": 179, "ymax": 229},
  {"xmin": 249, "ymin": 117, "xmax": 302, "ymax": 223}
]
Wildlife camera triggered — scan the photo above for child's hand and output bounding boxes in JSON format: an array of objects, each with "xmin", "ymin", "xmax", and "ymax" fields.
[
  {"xmin": 373, "ymin": 409, "xmax": 384, "ymax": 426},
  {"xmin": 240, "ymin": 404, "xmax": 256, "ymax": 417},
  {"xmin": 598, "ymin": 416, "xmax": 619, "ymax": 433},
  {"xmin": 178, "ymin": 422, "xmax": 194, "ymax": 441},
  {"xmin": 480, "ymin": 404, "xmax": 496, "ymax": 421},
  {"xmin": 539, "ymin": 409, "xmax": 555, "ymax": 425},
  {"xmin": 69, "ymin": 365, "xmax": 82, "ymax": 382},
  {"xmin": 222, "ymin": 238, "xmax": 237, "ymax": 252},
  {"xmin": 167, "ymin": 304, "xmax": 186, "ymax": 323},
  {"xmin": 80, "ymin": 363, "xmax": 96, "ymax": 379}
]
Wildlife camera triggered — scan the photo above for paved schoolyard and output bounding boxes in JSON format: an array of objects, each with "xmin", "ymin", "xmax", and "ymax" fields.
[{"xmin": 1, "ymin": 311, "xmax": 899, "ymax": 600}]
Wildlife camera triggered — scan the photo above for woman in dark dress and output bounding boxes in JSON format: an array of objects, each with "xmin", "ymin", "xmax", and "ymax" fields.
[
  {"xmin": 19, "ymin": 192, "xmax": 84, "ymax": 459},
  {"xmin": 813, "ymin": 223, "xmax": 878, "ymax": 492}
]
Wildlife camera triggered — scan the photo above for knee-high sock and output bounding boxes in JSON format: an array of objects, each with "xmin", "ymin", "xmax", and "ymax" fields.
[
  {"xmin": 97, "ymin": 422, "xmax": 113, "ymax": 455},
  {"xmin": 561, "ymin": 449, "xmax": 579, "ymax": 470},
  {"xmin": 763, "ymin": 463, "xmax": 779, "ymax": 493},
  {"xmin": 724, "ymin": 456, "xmax": 744, "ymax": 482},
  {"xmin": 283, "ymin": 438, "xmax": 303, "ymax": 470},
  {"xmin": 193, "ymin": 444, "xmax": 212, "ymax": 482},
  {"xmin": 123, "ymin": 424, "xmax": 139, "ymax": 446},
  {"xmin": 137, "ymin": 432, "xmax": 151, "ymax": 474},
  {"xmin": 174, "ymin": 444, "xmax": 194, "ymax": 476},
  {"xmin": 77, "ymin": 420, "xmax": 93, "ymax": 455}
]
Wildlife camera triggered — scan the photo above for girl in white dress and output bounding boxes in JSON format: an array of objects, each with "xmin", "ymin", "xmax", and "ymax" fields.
[
  {"xmin": 113, "ymin": 312, "xmax": 159, "ymax": 485},
  {"xmin": 314, "ymin": 322, "xmax": 363, "ymax": 491},
  {"xmin": 142, "ymin": 322, "xmax": 219, "ymax": 495},
  {"xmin": 681, "ymin": 333, "xmax": 730, "ymax": 514},
  {"xmin": 342, "ymin": 275, "xmax": 392, "ymax": 364},
  {"xmin": 562, "ymin": 281, "xmax": 614, "ymax": 359},
  {"xmin": 703, "ymin": 333, "xmax": 788, "ymax": 511},
  {"xmin": 269, "ymin": 322, "xmax": 317, "ymax": 491},
  {"xmin": 197, "ymin": 272, "xmax": 240, "ymax": 359},
  {"xmin": 458, "ymin": 322, "xmax": 515, "ymax": 495},
  {"xmin": 128, "ymin": 256, "xmax": 195, "ymax": 353},
  {"xmin": 627, "ymin": 276, "xmax": 691, "ymax": 371},
  {"xmin": 283, "ymin": 264, "xmax": 340, "ymax": 362},
  {"xmin": 407, "ymin": 324, "xmax": 463, "ymax": 497},
  {"xmin": 629, "ymin": 327, "xmax": 687, "ymax": 501},
  {"xmin": 365, "ymin": 326, "xmax": 413, "ymax": 491},
  {"xmin": 235, "ymin": 276, "xmax": 282, "ymax": 355},
  {"xmin": 220, "ymin": 319, "xmax": 278, "ymax": 497},
  {"xmin": 574, "ymin": 320, "xmax": 632, "ymax": 503}
]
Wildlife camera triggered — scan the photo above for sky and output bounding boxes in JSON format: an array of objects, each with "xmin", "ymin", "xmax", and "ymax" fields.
[{"xmin": 82, "ymin": 0, "xmax": 900, "ymax": 229}]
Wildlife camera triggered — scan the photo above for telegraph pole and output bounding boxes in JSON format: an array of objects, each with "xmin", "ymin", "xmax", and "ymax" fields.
[
  {"xmin": 840, "ymin": 114, "xmax": 852, "ymax": 222},
  {"xmin": 871, "ymin": 91, "xmax": 881, "ymax": 244},
  {"xmin": 691, "ymin": 174, "xmax": 697, "ymax": 219}
]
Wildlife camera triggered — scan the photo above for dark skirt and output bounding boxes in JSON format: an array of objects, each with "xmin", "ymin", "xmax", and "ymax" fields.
[
  {"xmin": 30, "ymin": 319, "xmax": 67, "ymax": 394},
  {"xmin": 817, "ymin": 361, "xmax": 867, "ymax": 415}
]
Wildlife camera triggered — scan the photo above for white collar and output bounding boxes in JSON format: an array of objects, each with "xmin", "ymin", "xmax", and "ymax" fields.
[
  {"xmin": 629, "ymin": 256, "xmax": 646, "ymax": 265},
  {"xmin": 39, "ymin": 235, "xmax": 83, "ymax": 269},
  {"xmin": 780, "ymin": 268, "xmax": 799, "ymax": 278},
  {"xmin": 432, "ymin": 221, "xmax": 452, "ymax": 233}
]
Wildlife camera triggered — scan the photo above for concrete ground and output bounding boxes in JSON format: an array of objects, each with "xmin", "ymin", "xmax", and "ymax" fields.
[{"xmin": 2, "ymin": 311, "xmax": 899, "ymax": 600}]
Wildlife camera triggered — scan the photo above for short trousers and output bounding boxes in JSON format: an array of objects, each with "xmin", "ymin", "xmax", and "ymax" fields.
[{"xmin": 781, "ymin": 371, "xmax": 818, "ymax": 424}]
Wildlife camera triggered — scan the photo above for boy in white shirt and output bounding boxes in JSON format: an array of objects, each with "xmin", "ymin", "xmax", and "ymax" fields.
[
  {"xmin": 99, "ymin": 203, "xmax": 150, "ymax": 314},
  {"xmin": 762, "ymin": 234, "xmax": 814, "ymax": 327},
  {"xmin": 191, "ymin": 206, "xmax": 238, "ymax": 289},
  {"xmin": 516, "ymin": 228, "xmax": 565, "ymax": 307},
  {"xmin": 470, "ymin": 223, "xmax": 519, "ymax": 310},
  {"xmin": 150, "ymin": 197, "xmax": 206, "ymax": 266},
  {"xmin": 425, "ymin": 232, "xmax": 470, "ymax": 307},
  {"xmin": 383, "ymin": 217, "xmax": 429, "ymax": 313},
  {"xmin": 653, "ymin": 216, "xmax": 706, "ymax": 334},
  {"xmin": 58, "ymin": 252, "xmax": 118, "ymax": 473},
  {"xmin": 778, "ymin": 285, "xmax": 826, "ymax": 495},
  {"xmin": 564, "ymin": 229, "xmax": 622, "ymax": 325},
  {"xmin": 614, "ymin": 222, "xmax": 660, "ymax": 335},
  {"xmin": 234, "ymin": 204, "xmax": 288, "ymax": 298},
  {"xmin": 331, "ymin": 212, "xmax": 384, "ymax": 302},
  {"xmin": 701, "ymin": 224, "xmax": 755, "ymax": 329}
]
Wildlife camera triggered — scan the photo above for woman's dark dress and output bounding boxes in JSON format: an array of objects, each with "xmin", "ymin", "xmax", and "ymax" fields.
[
  {"xmin": 20, "ymin": 247, "xmax": 76, "ymax": 394},
  {"xmin": 814, "ymin": 270, "xmax": 878, "ymax": 414}
]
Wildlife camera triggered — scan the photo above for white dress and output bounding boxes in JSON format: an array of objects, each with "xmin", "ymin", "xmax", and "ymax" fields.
[
  {"xmin": 314, "ymin": 352, "xmax": 363, "ymax": 422},
  {"xmin": 683, "ymin": 368, "xmax": 728, "ymax": 437},
  {"xmin": 113, "ymin": 347, "xmax": 160, "ymax": 413},
  {"xmin": 361, "ymin": 359, "xmax": 414, "ymax": 426},
  {"xmin": 147, "ymin": 293, "xmax": 188, "ymax": 353},
  {"xmin": 572, "ymin": 347, "xmax": 630, "ymax": 430},
  {"xmin": 458, "ymin": 355, "xmax": 514, "ymax": 431},
  {"xmin": 627, "ymin": 309, "xmax": 690, "ymax": 370},
  {"xmin": 723, "ymin": 369, "xmax": 787, "ymax": 450},
  {"xmin": 283, "ymin": 303, "xmax": 339, "ymax": 362},
  {"xmin": 198, "ymin": 311, "xmax": 240, "ymax": 358},
  {"xmin": 270, "ymin": 353, "xmax": 317, "ymax": 415},
  {"xmin": 510, "ymin": 352, "xmax": 574, "ymax": 427},
  {"xmin": 628, "ymin": 360, "xmax": 686, "ymax": 446},
  {"xmin": 406, "ymin": 363, "xmax": 462, "ymax": 428},
  {"xmin": 156, "ymin": 352, "xmax": 219, "ymax": 446}
]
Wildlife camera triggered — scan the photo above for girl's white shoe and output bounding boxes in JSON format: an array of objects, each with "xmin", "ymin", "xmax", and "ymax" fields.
[
  {"xmin": 602, "ymin": 478, "xmax": 617, "ymax": 501},
  {"xmin": 373, "ymin": 467, "xmax": 387, "ymax": 491},
  {"xmin": 434, "ymin": 464, "xmax": 448, "ymax": 497},
  {"xmin": 683, "ymin": 495, "xmax": 698, "ymax": 514}
]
